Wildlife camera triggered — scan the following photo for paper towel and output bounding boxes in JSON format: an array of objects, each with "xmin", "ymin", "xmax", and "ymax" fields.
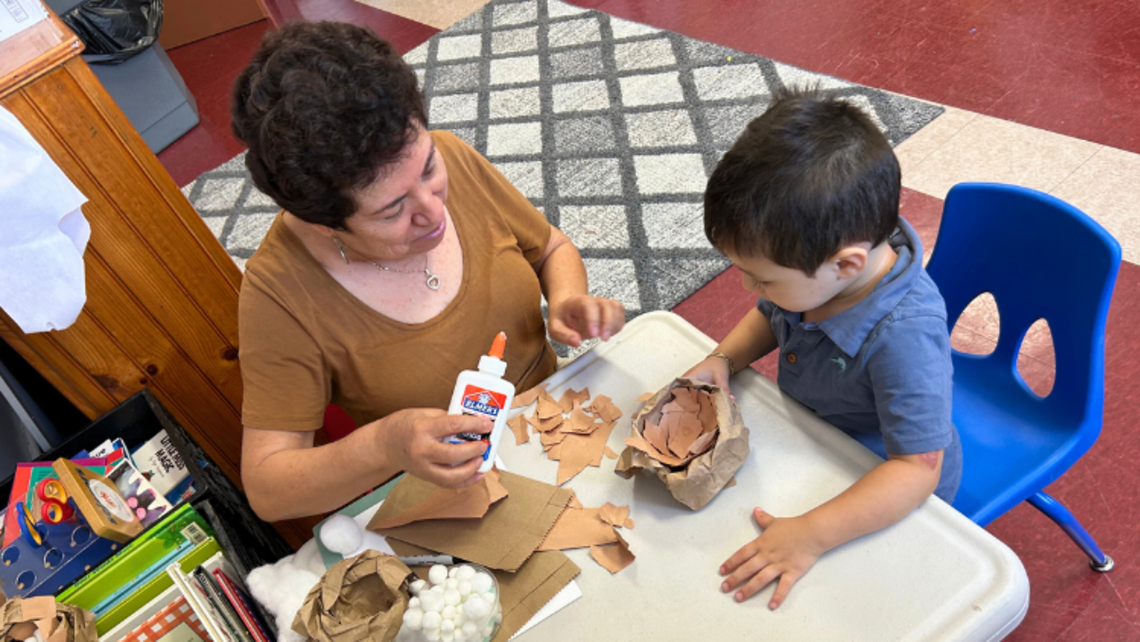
[{"xmin": 0, "ymin": 105, "xmax": 90, "ymax": 333}]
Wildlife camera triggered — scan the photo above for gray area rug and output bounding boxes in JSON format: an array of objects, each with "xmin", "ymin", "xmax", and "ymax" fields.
[{"xmin": 183, "ymin": 0, "xmax": 943, "ymax": 325}]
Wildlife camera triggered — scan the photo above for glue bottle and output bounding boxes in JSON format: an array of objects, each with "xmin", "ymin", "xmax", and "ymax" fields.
[{"xmin": 446, "ymin": 332, "xmax": 515, "ymax": 473}]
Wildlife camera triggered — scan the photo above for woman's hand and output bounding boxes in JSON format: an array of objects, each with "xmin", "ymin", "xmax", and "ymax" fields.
[
  {"xmin": 548, "ymin": 294, "xmax": 625, "ymax": 347},
  {"xmin": 378, "ymin": 408, "xmax": 492, "ymax": 488}
]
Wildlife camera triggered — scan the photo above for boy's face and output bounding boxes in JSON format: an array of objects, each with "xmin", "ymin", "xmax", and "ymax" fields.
[{"xmin": 725, "ymin": 247, "xmax": 866, "ymax": 314}]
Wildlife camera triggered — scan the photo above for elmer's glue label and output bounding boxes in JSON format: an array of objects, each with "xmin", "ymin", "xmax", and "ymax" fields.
[{"xmin": 446, "ymin": 332, "xmax": 516, "ymax": 473}]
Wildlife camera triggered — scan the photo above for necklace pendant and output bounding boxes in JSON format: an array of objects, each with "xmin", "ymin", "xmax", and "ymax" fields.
[{"xmin": 426, "ymin": 273, "xmax": 442, "ymax": 290}]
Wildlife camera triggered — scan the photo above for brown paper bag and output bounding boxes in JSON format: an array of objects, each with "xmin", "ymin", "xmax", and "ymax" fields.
[
  {"xmin": 615, "ymin": 377, "xmax": 749, "ymax": 510},
  {"xmin": 0, "ymin": 594, "xmax": 97, "ymax": 642},
  {"xmin": 293, "ymin": 551, "xmax": 413, "ymax": 642}
]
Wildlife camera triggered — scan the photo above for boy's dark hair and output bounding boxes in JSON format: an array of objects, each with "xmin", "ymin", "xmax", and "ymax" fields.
[
  {"xmin": 231, "ymin": 22, "xmax": 426, "ymax": 229},
  {"xmin": 704, "ymin": 86, "xmax": 900, "ymax": 273}
]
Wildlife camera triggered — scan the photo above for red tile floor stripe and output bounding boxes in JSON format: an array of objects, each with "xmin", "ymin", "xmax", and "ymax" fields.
[{"xmin": 572, "ymin": 0, "xmax": 1140, "ymax": 154}]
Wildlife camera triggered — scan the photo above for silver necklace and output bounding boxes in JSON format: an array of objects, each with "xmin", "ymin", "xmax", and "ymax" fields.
[{"xmin": 333, "ymin": 236, "xmax": 441, "ymax": 291}]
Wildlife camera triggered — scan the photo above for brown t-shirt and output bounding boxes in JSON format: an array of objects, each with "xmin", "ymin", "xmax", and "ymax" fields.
[{"xmin": 239, "ymin": 131, "xmax": 557, "ymax": 431}]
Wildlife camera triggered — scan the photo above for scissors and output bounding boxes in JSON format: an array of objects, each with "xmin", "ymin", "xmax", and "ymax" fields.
[{"xmin": 35, "ymin": 478, "xmax": 76, "ymax": 525}]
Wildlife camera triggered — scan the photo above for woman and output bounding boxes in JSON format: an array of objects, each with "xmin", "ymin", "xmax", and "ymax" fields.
[{"xmin": 231, "ymin": 22, "xmax": 625, "ymax": 522}]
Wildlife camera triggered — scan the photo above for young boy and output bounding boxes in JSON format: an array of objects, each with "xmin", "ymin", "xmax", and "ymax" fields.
[{"xmin": 685, "ymin": 87, "xmax": 961, "ymax": 610}]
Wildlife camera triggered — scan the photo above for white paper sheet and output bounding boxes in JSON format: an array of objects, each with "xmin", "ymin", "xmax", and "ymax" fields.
[
  {"xmin": 0, "ymin": 0, "xmax": 47, "ymax": 44},
  {"xmin": 0, "ymin": 105, "xmax": 89, "ymax": 333}
]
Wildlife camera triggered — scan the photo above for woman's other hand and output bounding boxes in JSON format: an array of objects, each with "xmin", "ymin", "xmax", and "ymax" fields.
[
  {"xmin": 380, "ymin": 408, "xmax": 491, "ymax": 488},
  {"xmin": 548, "ymin": 294, "xmax": 625, "ymax": 347}
]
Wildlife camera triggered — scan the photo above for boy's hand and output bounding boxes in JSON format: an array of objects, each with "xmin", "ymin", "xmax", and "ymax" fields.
[
  {"xmin": 720, "ymin": 508, "xmax": 826, "ymax": 609},
  {"xmin": 548, "ymin": 295, "xmax": 625, "ymax": 347},
  {"xmin": 683, "ymin": 355, "xmax": 734, "ymax": 400}
]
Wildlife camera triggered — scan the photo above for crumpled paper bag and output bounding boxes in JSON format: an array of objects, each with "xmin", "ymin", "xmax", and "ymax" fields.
[
  {"xmin": 615, "ymin": 377, "xmax": 749, "ymax": 510},
  {"xmin": 0, "ymin": 592, "xmax": 97, "ymax": 642},
  {"xmin": 292, "ymin": 551, "xmax": 413, "ymax": 642}
]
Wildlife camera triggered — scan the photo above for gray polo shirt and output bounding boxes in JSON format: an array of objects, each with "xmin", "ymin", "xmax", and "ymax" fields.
[{"xmin": 758, "ymin": 218, "xmax": 961, "ymax": 502}]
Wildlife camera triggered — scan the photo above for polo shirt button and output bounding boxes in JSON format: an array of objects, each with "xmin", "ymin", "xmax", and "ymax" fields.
[{"xmin": 786, "ymin": 353, "xmax": 797, "ymax": 364}]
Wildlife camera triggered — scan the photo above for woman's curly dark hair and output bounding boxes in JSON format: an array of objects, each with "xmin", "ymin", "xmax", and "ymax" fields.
[{"xmin": 231, "ymin": 22, "xmax": 427, "ymax": 229}]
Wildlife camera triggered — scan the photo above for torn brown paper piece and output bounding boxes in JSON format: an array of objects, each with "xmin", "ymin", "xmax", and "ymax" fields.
[
  {"xmin": 367, "ymin": 469, "xmax": 507, "ymax": 530},
  {"xmin": 0, "ymin": 596, "xmax": 96, "ymax": 642},
  {"xmin": 537, "ymin": 506, "xmax": 619, "ymax": 551},
  {"xmin": 508, "ymin": 415, "xmax": 530, "ymax": 445},
  {"xmin": 511, "ymin": 383, "xmax": 549, "ymax": 409},
  {"xmin": 590, "ymin": 534, "xmax": 635, "ymax": 574},
  {"xmin": 372, "ymin": 471, "xmax": 573, "ymax": 572}
]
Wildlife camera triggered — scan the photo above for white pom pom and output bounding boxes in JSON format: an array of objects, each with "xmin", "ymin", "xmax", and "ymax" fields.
[
  {"xmin": 457, "ymin": 580, "xmax": 472, "ymax": 597},
  {"xmin": 409, "ymin": 597, "xmax": 421, "ymax": 610},
  {"xmin": 461, "ymin": 621, "xmax": 478, "ymax": 637},
  {"xmin": 453, "ymin": 630, "xmax": 467, "ymax": 642},
  {"xmin": 409, "ymin": 579, "xmax": 427, "ymax": 595},
  {"xmin": 448, "ymin": 567, "xmax": 460, "ymax": 579},
  {"xmin": 422, "ymin": 611, "xmax": 442, "ymax": 630},
  {"xmin": 423, "ymin": 628, "xmax": 441, "ymax": 642},
  {"xmin": 420, "ymin": 591, "xmax": 444, "ymax": 613},
  {"xmin": 443, "ymin": 589, "xmax": 461, "ymax": 606},
  {"xmin": 441, "ymin": 605, "xmax": 456, "ymax": 621},
  {"xmin": 428, "ymin": 565, "xmax": 448, "ymax": 586},
  {"xmin": 457, "ymin": 566, "xmax": 476, "ymax": 581},
  {"xmin": 440, "ymin": 632, "xmax": 454, "ymax": 642},
  {"xmin": 470, "ymin": 572, "xmax": 493, "ymax": 594},
  {"xmin": 445, "ymin": 578, "xmax": 459, "ymax": 591},
  {"xmin": 441, "ymin": 620, "xmax": 455, "ymax": 634},
  {"xmin": 481, "ymin": 624, "xmax": 493, "ymax": 638},
  {"xmin": 455, "ymin": 610, "xmax": 467, "ymax": 626},
  {"xmin": 318, "ymin": 514, "xmax": 363, "ymax": 556},
  {"xmin": 402, "ymin": 608, "xmax": 424, "ymax": 631},
  {"xmin": 481, "ymin": 591, "xmax": 496, "ymax": 607},
  {"xmin": 463, "ymin": 595, "xmax": 488, "ymax": 619}
]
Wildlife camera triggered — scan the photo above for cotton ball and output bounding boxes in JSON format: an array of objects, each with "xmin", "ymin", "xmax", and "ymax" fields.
[
  {"xmin": 453, "ymin": 630, "xmax": 467, "ymax": 642},
  {"xmin": 441, "ymin": 632, "xmax": 454, "ymax": 642},
  {"xmin": 481, "ymin": 623, "xmax": 494, "ymax": 638},
  {"xmin": 422, "ymin": 611, "xmax": 442, "ymax": 630},
  {"xmin": 410, "ymin": 579, "xmax": 427, "ymax": 595},
  {"xmin": 443, "ymin": 588, "xmax": 461, "ymax": 606},
  {"xmin": 457, "ymin": 566, "xmax": 476, "ymax": 581},
  {"xmin": 448, "ymin": 567, "xmax": 460, "ymax": 579},
  {"xmin": 409, "ymin": 597, "xmax": 420, "ymax": 610},
  {"xmin": 428, "ymin": 565, "xmax": 448, "ymax": 586},
  {"xmin": 246, "ymin": 554, "xmax": 321, "ymax": 642},
  {"xmin": 402, "ymin": 608, "xmax": 424, "ymax": 631},
  {"xmin": 420, "ymin": 591, "xmax": 444, "ymax": 613},
  {"xmin": 444, "ymin": 578, "xmax": 459, "ymax": 591},
  {"xmin": 318, "ymin": 514, "xmax": 363, "ymax": 556},
  {"xmin": 457, "ymin": 580, "xmax": 472, "ymax": 597},
  {"xmin": 455, "ymin": 610, "xmax": 467, "ymax": 626},
  {"xmin": 470, "ymin": 572, "xmax": 493, "ymax": 594},
  {"xmin": 431, "ymin": 585, "xmax": 445, "ymax": 594},
  {"xmin": 441, "ymin": 620, "xmax": 455, "ymax": 634},
  {"xmin": 423, "ymin": 628, "xmax": 441, "ymax": 642},
  {"xmin": 461, "ymin": 621, "xmax": 478, "ymax": 637},
  {"xmin": 463, "ymin": 595, "xmax": 488, "ymax": 619},
  {"xmin": 481, "ymin": 592, "xmax": 496, "ymax": 608},
  {"xmin": 441, "ymin": 606, "xmax": 456, "ymax": 621}
]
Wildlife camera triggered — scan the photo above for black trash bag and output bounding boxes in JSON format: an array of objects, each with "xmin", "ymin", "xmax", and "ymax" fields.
[{"xmin": 60, "ymin": 0, "xmax": 163, "ymax": 65}]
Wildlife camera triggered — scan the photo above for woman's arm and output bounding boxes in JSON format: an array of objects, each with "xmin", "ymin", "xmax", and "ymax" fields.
[
  {"xmin": 241, "ymin": 409, "xmax": 492, "ymax": 522},
  {"xmin": 532, "ymin": 227, "xmax": 626, "ymax": 347}
]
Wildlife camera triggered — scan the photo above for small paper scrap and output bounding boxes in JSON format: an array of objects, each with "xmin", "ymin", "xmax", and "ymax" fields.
[
  {"xmin": 539, "ymin": 496, "xmax": 636, "ymax": 574},
  {"xmin": 514, "ymin": 386, "xmax": 623, "ymax": 486}
]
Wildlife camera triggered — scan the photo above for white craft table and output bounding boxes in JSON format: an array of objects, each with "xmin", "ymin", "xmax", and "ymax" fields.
[{"xmin": 502, "ymin": 311, "xmax": 1029, "ymax": 641}]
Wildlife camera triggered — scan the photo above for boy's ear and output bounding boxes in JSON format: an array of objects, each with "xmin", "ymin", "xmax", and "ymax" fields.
[{"xmin": 830, "ymin": 247, "xmax": 868, "ymax": 279}]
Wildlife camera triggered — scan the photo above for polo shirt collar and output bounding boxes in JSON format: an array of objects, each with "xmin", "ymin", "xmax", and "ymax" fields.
[{"xmin": 816, "ymin": 218, "xmax": 924, "ymax": 358}]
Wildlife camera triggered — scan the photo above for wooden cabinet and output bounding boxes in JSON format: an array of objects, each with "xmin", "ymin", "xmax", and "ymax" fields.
[{"xmin": 0, "ymin": 15, "xmax": 314, "ymax": 548}]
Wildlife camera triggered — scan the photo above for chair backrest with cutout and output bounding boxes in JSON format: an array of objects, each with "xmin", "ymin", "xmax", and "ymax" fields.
[{"xmin": 927, "ymin": 183, "xmax": 1120, "ymax": 429}]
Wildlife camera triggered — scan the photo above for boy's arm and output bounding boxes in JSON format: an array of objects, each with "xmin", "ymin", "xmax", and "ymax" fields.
[
  {"xmin": 685, "ymin": 307, "xmax": 778, "ymax": 392},
  {"xmin": 720, "ymin": 450, "xmax": 943, "ymax": 607}
]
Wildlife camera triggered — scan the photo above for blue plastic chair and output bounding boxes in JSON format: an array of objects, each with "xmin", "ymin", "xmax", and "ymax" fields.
[{"xmin": 925, "ymin": 183, "xmax": 1120, "ymax": 571}]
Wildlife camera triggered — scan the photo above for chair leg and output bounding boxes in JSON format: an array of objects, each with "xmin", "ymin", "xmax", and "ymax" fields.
[{"xmin": 1027, "ymin": 491, "xmax": 1114, "ymax": 572}]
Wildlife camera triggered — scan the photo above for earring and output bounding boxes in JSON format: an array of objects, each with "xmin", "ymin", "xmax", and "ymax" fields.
[{"xmin": 332, "ymin": 236, "xmax": 351, "ymax": 265}]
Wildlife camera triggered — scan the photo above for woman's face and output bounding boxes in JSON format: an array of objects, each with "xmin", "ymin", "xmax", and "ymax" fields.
[{"xmin": 339, "ymin": 125, "xmax": 449, "ymax": 261}]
